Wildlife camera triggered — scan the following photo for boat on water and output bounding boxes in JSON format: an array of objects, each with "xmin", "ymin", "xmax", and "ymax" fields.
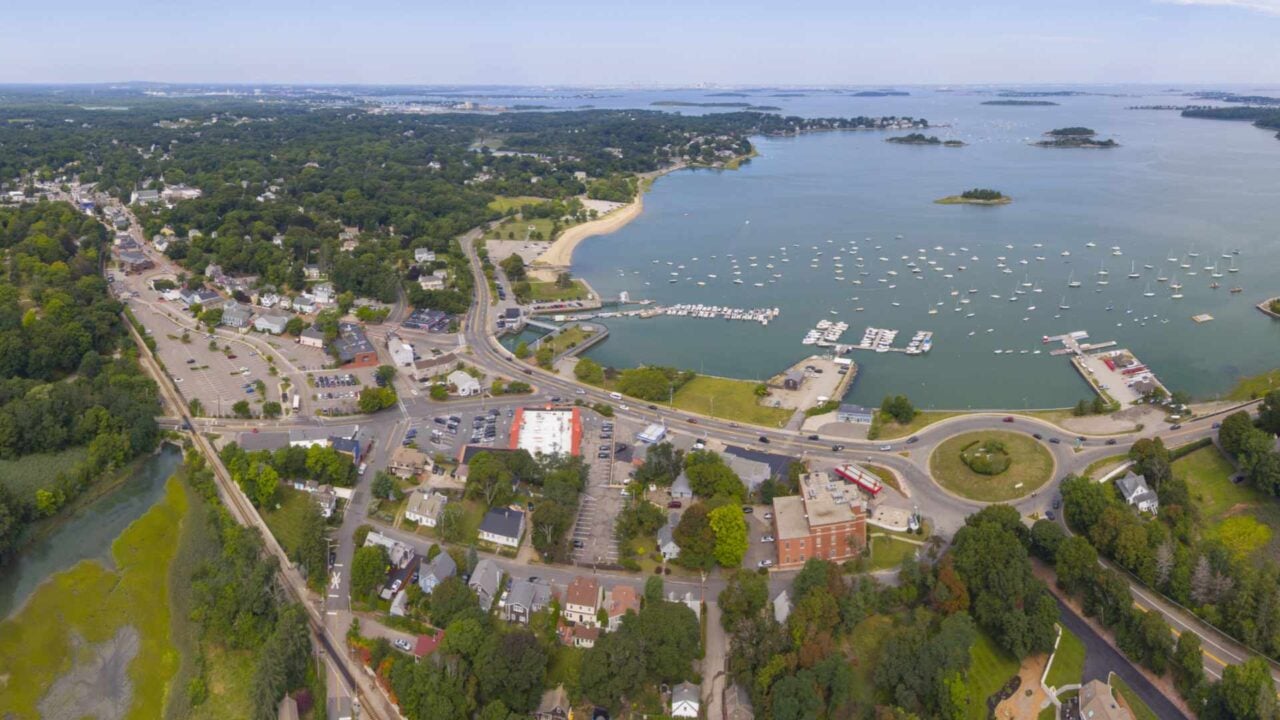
[
  {"xmin": 1230, "ymin": 287, "xmax": 1243, "ymax": 293},
  {"xmin": 1128, "ymin": 261, "xmax": 1140, "ymax": 279},
  {"xmin": 1143, "ymin": 283, "xmax": 1155, "ymax": 297},
  {"xmin": 1067, "ymin": 271, "xmax": 1081, "ymax": 288}
]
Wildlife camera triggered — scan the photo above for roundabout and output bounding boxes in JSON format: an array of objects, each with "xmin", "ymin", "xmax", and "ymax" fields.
[{"xmin": 928, "ymin": 430, "xmax": 1055, "ymax": 502}]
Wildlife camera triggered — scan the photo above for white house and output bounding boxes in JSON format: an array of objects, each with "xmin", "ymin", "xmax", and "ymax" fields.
[
  {"xmin": 563, "ymin": 576, "xmax": 602, "ymax": 626},
  {"xmin": 404, "ymin": 490, "xmax": 447, "ymax": 527},
  {"xmin": 388, "ymin": 336, "xmax": 416, "ymax": 367},
  {"xmin": 299, "ymin": 326, "xmax": 326, "ymax": 348},
  {"xmin": 253, "ymin": 314, "xmax": 290, "ymax": 335},
  {"xmin": 414, "ymin": 248, "xmax": 437, "ymax": 263},
  {"xmin": 671, "ymin": 682, "xmax": 700, "ymax": 718},
  {"xmin": 656, "ymin": 512, "xmax": 681, "ymax": 561},
  {"xmin": 312, "ymin": 282, "xmax": 336, "ymax": 305},
  {"xmin": 1117, "ymin": 471, "xmax": 1159, "ymax": 514},
  {"xmin": 418, "ymin": 274, "xmax": 446, "ymax": 291},
  {"xmin": 448, "ymin": 370, "xmax": 481, "ymax": 397},
  {"xmin": 478, "ymin": 507, "xmax": 524, "ymax": 548}
]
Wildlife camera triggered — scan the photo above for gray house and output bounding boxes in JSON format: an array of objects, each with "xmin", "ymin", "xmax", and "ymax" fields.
[
  {"xmin": 670, "ymin": 471, "xmax": 693, "ymax": 500},
  {"xmin": 469, "ymin": 558, "xmax": 502, "ymax": 611},
  {"xmin": 656, "ymin": 512, "xmax": 681, "ymax": 561},
  {"xmin": 221, "ymin": 301, "xmax": 253, "ymax": 329},
  {"xmin": 503, "ymin": 578, "xmax": 552, "ymax": 624},
  {"xmin": 418, "ymin": 551, "xmax": 457, "ymax": 594},
  {"xmin": 253, "ymin": 313, "xmax": 289, "ymax": 335},
  {"xmin": 1117, "ymin": 471, "xmax": 1159, "ymax": 514},
  {"xmin": 837, "ymin": 403, "xmax": 874, "ymax": 424}
]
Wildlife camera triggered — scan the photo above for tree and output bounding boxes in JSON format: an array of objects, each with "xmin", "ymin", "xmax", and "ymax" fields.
[
  {"xmin": 1059, "ymin": 474, "xmax": 1111, "ymax": 533},
  {"xmin": 880, "ymin": 394, "xmax": 917, "ymax": 424},
  {"xmin": 254, "ymin": 464, "xmax": 279, "ymax": 507},
  {"xmin": 719, "ymin": 569, "xmax": 769, "ymax": 630},
  {"xmin": 232, "ymin": 400, "xmax": 253, "ymax": 418},
  {"xmin": 514, "ymin": 341, "xmax": 530, "ymax": 360},
  {"xmin": 1220, "ymin": 657, "xmax": 1277, "ymax": 720},
  {"xmin": 428, "ymin": 576, "xmax": 482, "ymax": 627},
  {"xmin": 261, "ymin": 401, "xmax": 282, "ymax": 419},
  {"xmin": 1219, "ymin": 411, "xmax": 1256, "ymax": 457},
  {"xmin": 371, "ymin": 471, "xmax": 397, "ymax": 501},
  {"xmin": 1259, "ymin": 390, "xmax": 1280, "ymax": 435},
  {"xmin": 555, "ymin": 271, "xmax": 573, "ymax": 289},
  {"xmin": 375, "ymin": 365, "xmax": 397, "ymax": 384},
  {"xmin": 350, "ymin": 545, "xmax": 388, "ymax": 601},
  {"xmin": 1055, "ymin": 536, "xmax": 1099, "ymax": 596},
  {"xmin": 1129, "ymin": 438, "xmax": 1171, "ymax": 490},
  {"xmin": 295, "ymin": 503, "xmax": 329, "ymax": 590},
  {"xmin": 284, "ymin": 316, "xmax": 306, "ymax": 336},
  {"xmin": 476, "ymin": 629, "xmax": 548, "ymax": 712},
  {"xmin": 684, "ymin": 452, "xmax": 745, "ymax": 500},
  {"xmin": 635, "ymin": 442, "xmax": 682, "ymax": 487},
  {"xmin": 1172, "ymin": 631, "xmax": 1205, "ymax": 698},
  {"xmin": 189, "ymin": 398, "xmax": 204, "ymax": 416},
  {"xmin": 644, "ymin": 575, "xmax": 665, "ymax": 605},
  {"xmin": 430, "ymin": 384, "xmax": 448, "ymax": 401},
  {"xmin": 534, "ymin": 344, "xmax": 553, "ymax": 368},
  {"xmin": 573, "ymin": 356, "xmax": 603, "ymax": 384},
  {"xmin": 674, "ymin": 503, "xmax": 716, "ymax": 570},
  {"xmin": 358, "ymin": 386, "xmax": 397, "ymax": 413},
  {"xmin": 709, "ymin": 503, "xmax": 749, "ymax": 568},
  {"xmin": 1029, "ymin": 519, "xmax": 1066, "ymax": 561},
  {"xmin": 466, "ymin": 452, "xmax": 515, "ymax": 508}
]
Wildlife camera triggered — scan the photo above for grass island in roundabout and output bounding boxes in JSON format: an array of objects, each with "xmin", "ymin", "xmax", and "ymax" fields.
[{"xmin": 928, "ymin": 430, "xmax": 1055, "ymax": 502}]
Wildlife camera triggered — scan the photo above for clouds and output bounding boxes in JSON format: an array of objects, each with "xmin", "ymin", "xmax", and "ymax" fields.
[{"xmin": 1159, "ymin": 0, "xmax": 1280, "ymax": 16}]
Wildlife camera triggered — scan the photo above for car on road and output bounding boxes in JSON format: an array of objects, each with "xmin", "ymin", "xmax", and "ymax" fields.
[
  {"xmin": 390, "ymin": 579, "xmax": 403, "ymax": 593},
  {"xmin": 757, "ymin": 560, "xmax": 774, "ymax": 569},
  {"xmin": 742, "ymin": 506, "xmax": 754, "ymax": 514},
  {"xmin": 878, "ymin": 444, "xmax": 892, "ymax": 451},
  {"xmin": 575, "ymin": 389, "xmax": 586, "ymax": 395},
  {"xmin": 763, "ymin": 512, "xmax": 773, "ymax": 520},
  {"xmin": 687, "ymin": 418, "xmax": 698, "ymax": 424},
  {"xmin": 667, "ymin": 501, "xmax": 682, "ymax": 509},
  {"xmin": 175, "ymin": 377, "xmax": 184, "ymax": 383},
  {"xmin": 1045, "ymin": 510, "xmax": 1056, "ymax": 521},
  {"xmin": 394, "ymin": 638, "xmax": 412, "ymax": 652},
  {"xmin": 906, "ymin": 436, "xmax": 919, "ymax": 444},
  {"xmin": 1049, "ymin": 437, "xmax": 1061, "ymax": 444},
  {"xmin": 227, "ymin": 354, "xmax": 237, "ymax": 360},
  {"xmin": 758, "ymin": 436, "xmax": 770, "ymax": 444},
  {"xmin": 807, "ymin": 434, "xmax": 820, "ymax": 441},
  {"xmin": 1002, "ymin": 416, "xmax": 1014, "ymax": 423},
  {"xmin": 1105, "ymin": 438, "xmax": 1117, "ymax": 445},
  {"xmin": 1032, "ymin": 433, "xmax": 1043, "ymax": 440},
  {"xmin": 760, "ymin": 535, "xmax": 775, "ymax": 543},
  {"xmin": 1170, "ymin": 423, "xmax": 1182, "ymax": 430},
  {"xmin": 831, "ymin": 444, "xmax": 845, "ymax": 452},
  {"xmin": 1212, "ymin": 422, "xmax": 1222, "ymax": 429},
  {"xmin": 185, "ymin": 358, "xmax": 195, "ymax": 364},
  {"xmin": 647, "ymin": 404, "xmax": 658, "ymax": 410},
  {"xmin": 1052, "ymin": 496, "xmax": 1061, "ymax": 509}
]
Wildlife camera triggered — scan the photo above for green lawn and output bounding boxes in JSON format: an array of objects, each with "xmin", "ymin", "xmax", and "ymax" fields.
[
  {"xmin": 671, "ymin": 375, "xmax": 793, "ymax": 428},
  {"xmin": 867, "ymin": 535, "xmax": 921, "ymax": 571},
  {"xmin": 870, "ymin": 410, "xmax": 964, "ymax": 440},
  {"xmin": 966, "ymin": 633, "xmax": 1021, "ymax": 720},
  {"xmin": 1038, "ymin": 706, "xmax": 1057, "ymax": 720},
  {"xmin": 1173, "ymin": 445, "xmax": 1280, "ymax": 561},
  {"xmin": 1110, "ymin": 673, "xmax": 1159, "ymax": 720},
  {"xmin": 527, "ymin": 279, "xmax": 591, "ymax": 302},
  {"xmin": 262, "ymin": 487, "xmax": 316, "ymax": 557},
  {"xmin": 1082, "ymin": 453, "xmax": 1128, "ymax": 480},
  {"xmin": 537, "ymin": 324, "xmax": 596, "ymax": 357},
  {"xmin": 930, "ymin": 431, "xmax": 1055, "ymax": 502},
  {"xmin": 0, "ymin": 477, "xmax": 189, "ymax": 719},
  {"xmin": 0, "ymin": 446, "xmax": 89, "ymax": 497},
  {"xmin": 846, "ymin": 614, "xmax": 894, "ymax": 708},
  {"xmin": 487, "ymin": 195, "xmax": 546, "ymax": 214},
  {"xmin": 862, "ymin": 464, "xmax": 902, "ymax": 494},
  {"xmin": 1045, "ymin": 626, "xmax": 1085, "ymax": 689},
  {"xmin": 417, "ymin": 498, "xmax": 485, "ymax": 545},
  {"xmin": 486, "ymin": 216, "xmax": 557, "ymax": 242},
  {"xmin": 1226, "ymin": 368, "xmax": 1280, "ymax": 401},
  {"xmin": 188, "ymin": 645, "xmax": 256, "ymax": 720}
]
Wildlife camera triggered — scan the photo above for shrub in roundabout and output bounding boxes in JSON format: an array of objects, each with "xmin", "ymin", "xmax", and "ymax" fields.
[{"xmin": 961, "ymin": 439, "xmax": 1011, "ymax": 476}]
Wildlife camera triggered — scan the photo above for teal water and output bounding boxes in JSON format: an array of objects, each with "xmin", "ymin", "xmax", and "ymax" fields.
[
  {"xmin": 0, "ymin": 444, "xmax": 183, "ymax": 618},
  {"xmin": 573, "ymin": 89, "xmax": 1280, "ymax": 409}
]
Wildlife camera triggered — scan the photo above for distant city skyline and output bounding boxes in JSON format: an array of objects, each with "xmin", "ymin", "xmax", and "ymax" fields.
[{"xmin": 2, "ymin": 0, "xmax": 1278, "ymax": 86}]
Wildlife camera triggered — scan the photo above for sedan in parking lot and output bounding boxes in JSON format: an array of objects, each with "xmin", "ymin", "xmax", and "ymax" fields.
[
  {"xmin": 757, "ymin": 559, "xmax": 774, "ymax": 569},
  {"xmin": 759, "ymin": 535, "xmax": 775, "ymax": 543}
]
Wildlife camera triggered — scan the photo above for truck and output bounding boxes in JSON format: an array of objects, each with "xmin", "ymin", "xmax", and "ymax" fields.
[{"xmin": 292, "ymin": 395, "xmax": 301, "ymax": 412}]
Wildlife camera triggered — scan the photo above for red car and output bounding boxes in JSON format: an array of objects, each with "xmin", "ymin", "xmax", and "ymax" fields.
[
  {"xmin": 1002, "ymin": 416, "xmax": 1015, "ymax": 423},
  {"xmin": 667, "ymin": 501, "xmax": 682, "ymax": 509}
]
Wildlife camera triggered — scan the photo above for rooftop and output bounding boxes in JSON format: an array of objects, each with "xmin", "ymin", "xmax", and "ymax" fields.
[
  {"xmin": 479, "ymin": 507, "xmax": 524, "ymax": 540},
  {"xmin": 512, "ymin": 407, "xmax": 581, "ymax": 457},
  {"xmin": 773, "ymin": 471, "xmax": 866, "ymax": 540},
  {"xmin": 566, "ymin": 576, "xmax": 600, "ymax": 608}
]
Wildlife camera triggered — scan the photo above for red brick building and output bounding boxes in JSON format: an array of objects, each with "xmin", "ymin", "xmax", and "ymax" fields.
[{"xmin": 772, "ymin": 471, "xmax": 868, "ymax": 569}]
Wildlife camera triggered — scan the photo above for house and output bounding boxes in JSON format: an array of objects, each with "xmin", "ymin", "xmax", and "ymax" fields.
[
  {"xmin": 364, "ymin": 531, "xmax": 415, "ymax": 569},
  {"xmin": 180, "ymin": 287, "xmax": 222, "ymax": 308},
  {"xmin": 535, "ymin": 685, "xmax": 571, "ymax": 720},
  {"xmin": 254, "ymin": 314, "xmax": 290, "ymax": 335},
  {"xmin": 221, "ymin": 301, "xmax": 253, "ymax": 329},
  {"xmin": 313, "ymin": 484, "xmax": 337, "ymax": 518},
  {"xmin": 782, "ymin": 370, "xmax": 805, "ymax": 390},
  {"xmin": 671, "ymin": 681, "xmax": 700, "ymax": 719},
  {"xmin": 290, "ymin": 296, "xmax": 317, "ymax": 314},
  {"xmin": 469, "ymin": 558, "xmax": 502, "ymax": 610},
  {"xmin": 837, "ymin": 403, "xmax": 875, "ymax": 424},
  {"xmin": 417, "ymin": 551, "xmax": 457, "ymax": 593},
  {"xmin": 448, "ymin": 370, "xmax": 482, "ymax": 397},
  {"xmin": 412, "ymin": 631, "xmax": 445, "ymax": 660},
  {"xmin": 657, "ymin": 512, "xmax": 681, "ymax": 561},
  {"xmin": 668, "ymin": 590, "xmax": 701, "ymax": 619},
  {"xmin": 559, "ymin": 624, "xmax": 599, "ymax": 648},
  {"xmin": 563, "ymin": 576, "xmax": 602, "ymax": 626},
  {"xmin": 414, "ymin": 248, "xmax": 437, "ymax": 263},
  {"xmin": 117, "ymin": 250, "xmax": 154, "ymax": 274},
  {"xmin": 303, "ymin": 264, "xmax": 323, "ymax": 280},
  {"xmin": 724, "ymin": 452, "xmax": 772, "ymax": 493},
  {"xmin": 312, "ymin": 282, "xmax": 336, "ymax": 305},
  {"xmin": 772, "ymin": 590, "xmax": 792, "ymax": 624},
  {"xmin": 299, "ymin": 326, "xmax": 326, "ymax": 348},
  {"xmin": 1117, "ymin": 471, "xmax": 1159, "ymax": 514},
  {"xmin": 605, "ymin": 584, "xmax": 640, "ymax": 631},
  {"xmin": 670, "ymin": 471, "xmax": 693, "ymax": 500},
  {"xmin": 504, "ymin": 578, "xmax": 552, "ymax": 624},
  {"xmin": 389, "ymin": 446, "xmax": 430, "ymax": 479},
  {"xmin": 1079, "ymin": 679, "xmax": 1132, "ymax": 720},
  {"xmin": 404, "ymin": 490, "xmax": 447, "ymax": 527},
  {"xmin": 411, "ymin": 351, "xmax": 459, "ymax": 382},
  {"xmin": 329, "ymin": 435, "xmax": 366, "ymax": 464},
  {"xmin": 478, "ymin": 507, "xmax": 524, "ymax": 548},
  {"xmin": 772, "ymin": 471, "xmax": 868, "ymax": 569},
  {"xmin": 334, "ymin": 323, "xmax": 378, "ymax": 367},
  {"xmin": 162, "ymin": 184, "xmax": 203, "ymax": 202},
  {"xmin": 388, "ymin": 336, "xmax": 416, "ymax": 367},
  {"xmin": 417, "ymin": 274, "xmax": 446, "ymax": 291},
  {"xmin": 130, "ymin": 189, "xmax": 161, "ymax": 205},
  {"xmin": 402, "ymin": 308, "xmax": 452, "ymax": 333}
]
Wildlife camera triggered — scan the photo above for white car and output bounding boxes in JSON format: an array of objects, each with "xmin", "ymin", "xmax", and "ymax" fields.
[
  {"xmin": 760, "ymin": 535, "xmax": 775, "ymax": 543},
  {"xmin": 757, "ymin": 559, "xmax": 774, "ymax": 569},
  {"xmin": 394, "ymin": 638, "xmax": 412, "ymax": 652},
  {"xmin": 879, "ymin": 444, "xmax": 892, "ymax": 451}
]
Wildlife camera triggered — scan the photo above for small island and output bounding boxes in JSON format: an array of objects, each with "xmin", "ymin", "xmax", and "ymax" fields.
[
  {"xmin": 851, "ymin": 90, "xmax": 910, "ymax": 97},
  {"xmin": 886, "ymin": 133, "xmax": 966, "ymax": 147},
  {"xmin": 1033, "ymin": 127, "xmax": 1119, "ymax": 148},
  {"xmin": 652, "ymin": 100, "xmax": 782, "ymax": 111},
  {"xmin": 935, "ymin": 188, "xmax": 1012, "ymax": 205},
  {"xmin": 982, "ymin": 100, "xmax": 1059, "ymax": 106}
]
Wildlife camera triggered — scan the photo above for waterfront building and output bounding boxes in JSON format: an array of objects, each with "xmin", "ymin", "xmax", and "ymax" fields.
[
  {"xmin": 771, "ymin": 471, "xmax": 867, "ymax": 569},
  {"xmin": 837, "ymin": 403, "xmax": 875, "ymax": 424}
]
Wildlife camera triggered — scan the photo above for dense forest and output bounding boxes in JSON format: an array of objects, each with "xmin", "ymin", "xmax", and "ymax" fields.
[
  {"xmin": 0, "ymin": 201, "xmax": 160, "ymax": 564},
  {"xmin": 1181, "ymin": 106, "xmax": 1280, "ymax": 140}
]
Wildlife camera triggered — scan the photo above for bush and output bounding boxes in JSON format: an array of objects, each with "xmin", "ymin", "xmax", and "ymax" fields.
[{"xmin": 961, "ymin": 440, "xmax": 1011, "ymax": 475}]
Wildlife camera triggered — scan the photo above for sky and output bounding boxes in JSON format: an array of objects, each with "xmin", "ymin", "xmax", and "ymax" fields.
[{"xmin": 2, "ymin": 0, "xmax": 1278, "ymax": 86}]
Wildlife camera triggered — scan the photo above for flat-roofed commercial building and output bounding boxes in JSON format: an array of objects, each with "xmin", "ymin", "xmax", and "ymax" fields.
[
  {"xmin": 772, "ymin": 471, "xmax": 867, "ymax": 569},
  {"xmin": 510, "ymin": 406, "xmax": 582, "ymax": 457}
]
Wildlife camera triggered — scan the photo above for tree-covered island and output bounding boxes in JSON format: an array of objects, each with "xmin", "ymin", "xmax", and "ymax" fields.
[
  {"xmin": 935, "ymin": 188, "xmax": 1012, "ymax": 205},
  {"xmin": 886, "ymin": 133, "xmax": 966, "ymax": 147},
  {"xmin": 1033, "ymin": 127, "xmax": 1120, "ymax": 148}
]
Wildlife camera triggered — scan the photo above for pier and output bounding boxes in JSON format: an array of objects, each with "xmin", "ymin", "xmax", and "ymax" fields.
[{"xmin": 1045, "ymin": 330, "xmax": 1168, "ymax": 407}]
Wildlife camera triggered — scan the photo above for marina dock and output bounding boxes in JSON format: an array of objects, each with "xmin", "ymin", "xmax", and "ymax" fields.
[{"xmin": 1045, "ymin": 330, "xmax": 1168, "ymax": 406}]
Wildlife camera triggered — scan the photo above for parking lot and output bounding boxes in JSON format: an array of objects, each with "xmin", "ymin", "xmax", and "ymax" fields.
[{"xmin": 306, "ymin": 366, "xmax": 385, "ymax": 417}]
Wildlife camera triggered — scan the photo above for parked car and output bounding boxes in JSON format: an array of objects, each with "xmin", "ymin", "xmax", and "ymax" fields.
[
  {"xmin": 742, "ymin": 506, "xmax": 754, "ymax": 514},
  {"xmin": 1052, "ymin": 496, "xmax": 1061, "ymax": 509},
  {"xmin": 763, "ymin": 512, "xmax": 773, "ymax": 520},
  {"xmin": 1170, "ymin": 424, "xmax": 1182, "ymax": 430},
  {"xmin": 394, "ymin": 638, "xmax": 412, "ymax": 652},
  {"xmin": 667, "ymin": 501, "xmax": 683, "ymax": 509},
  {"xmin": 1032, "ymin": 433, "xmax": 1043, "ymax": 440},
  {"xmin": 1045, "ymin": 510, "xmax": 1056, "ymax": 521},
  {"xmin": 760, "ymin": 535, "xmax": 775, "ymax": 543},
  {"xmin": 757, "ymin": 560, "xmax": 774, "ymax": 569}
]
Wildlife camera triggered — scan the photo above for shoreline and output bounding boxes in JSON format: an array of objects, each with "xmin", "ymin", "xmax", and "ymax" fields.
[{"xmin": 532, "ymin": 192, "xmax": 647, "ymax": 270}]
